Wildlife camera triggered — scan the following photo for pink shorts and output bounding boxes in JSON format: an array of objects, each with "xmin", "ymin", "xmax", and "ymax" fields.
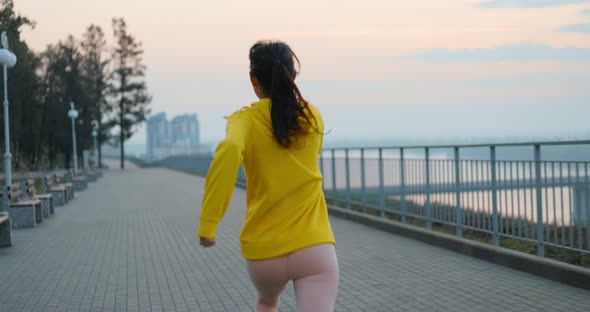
[{"xmin": 246, "ymin": 243, "xmax": 339, "ymax": 312}]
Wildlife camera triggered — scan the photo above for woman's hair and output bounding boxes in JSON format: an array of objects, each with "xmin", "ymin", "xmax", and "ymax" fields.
[{"xmin": 249, "ymin": 40, "xmax": 317, "ymax": 148}]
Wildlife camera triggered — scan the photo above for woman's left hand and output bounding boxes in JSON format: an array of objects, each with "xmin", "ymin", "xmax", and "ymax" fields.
[{"xmin": 200, "ymin": 237, "xmax": 216, "ymax": 248}]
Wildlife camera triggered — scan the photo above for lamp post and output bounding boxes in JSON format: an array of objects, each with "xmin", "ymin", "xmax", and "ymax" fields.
[
  {"xmin": 91, "ymin": 121, "xmax": 98, "ymax": 169},
  {"xmin": 1, "ymin": 32, "xmax": 17, "ymax": 196},
  {"xmin": 68, "ymin": 102, "xmax": 79, "ymax": 175}
]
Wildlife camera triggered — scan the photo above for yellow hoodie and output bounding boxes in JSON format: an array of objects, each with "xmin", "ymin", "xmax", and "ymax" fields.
[{"xmin": 198, "ymin": 98, "xmax": 335, "ymax": 260}]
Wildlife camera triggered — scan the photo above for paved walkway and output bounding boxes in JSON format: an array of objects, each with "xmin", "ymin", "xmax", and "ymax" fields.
[{"xmin": 0, "ymin": 168, "xmax": 588, "ymax": 312}]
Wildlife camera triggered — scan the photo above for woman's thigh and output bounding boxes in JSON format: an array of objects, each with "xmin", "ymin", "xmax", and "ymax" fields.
[
  {"xmin": 288, "ymin": 243, "xmax": 338, "ymax": 280},
  {"xmin": 246, "ymin": 255, "xmax": 290, "ymax": 300},
  {"xmin": 288, "ymin": 244, "xmax": 339, "ymax": 312}
]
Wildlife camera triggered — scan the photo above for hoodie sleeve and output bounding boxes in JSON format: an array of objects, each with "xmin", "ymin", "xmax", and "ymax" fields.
[{"xmin": 198, "ymin": 112, "xmax": 251, "ymax": 238}]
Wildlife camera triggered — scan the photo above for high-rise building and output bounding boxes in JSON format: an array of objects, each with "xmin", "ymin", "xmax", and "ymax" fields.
[
  {"xmin": 146, "ymin": 112, "xmax": 206, "ymax": 161},
  {"xmin": 146, "ymin": 113, "xmax": 169, "ymax": 161},
  {"xmin": 170, "ymin": 114, "xmax": 200, "ymax": 146}
]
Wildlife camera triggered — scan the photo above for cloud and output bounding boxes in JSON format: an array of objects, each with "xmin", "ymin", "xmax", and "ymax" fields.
[
  {"xmin": 557, "ymin": 8, "xmax": 590, "ymax": 32},
  {"xmin": 559, "ymin": 23, "xmax": 590, "ymax": 32},
  {"xmin": 478, "ymin": 0, "xmax": 590, "ymax": 8},
  {"xmin": 401, "ymin": 43, "xmax": 590, "ymax": 62}
]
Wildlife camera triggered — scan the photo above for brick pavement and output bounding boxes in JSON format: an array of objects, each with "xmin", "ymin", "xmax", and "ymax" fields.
[{"xmin": 0, "ymin": 167, "xmax": 588, "ymax": 311}]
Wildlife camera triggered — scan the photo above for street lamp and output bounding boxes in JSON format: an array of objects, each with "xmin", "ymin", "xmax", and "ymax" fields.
[
  {"xmin": 91, "ymin": 121, "xmax": 98, "ymax": 169},
  {"xmin": 68, "ymin": 102, "xmax": 79, "ymax": 175},
  {"xmin": 1, "ymin": 32, "xmax": 17, "ymax": 192}
]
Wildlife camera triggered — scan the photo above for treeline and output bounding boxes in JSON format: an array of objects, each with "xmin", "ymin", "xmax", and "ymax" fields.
[{"xmin": 0, "ymin": 0, "xmax": 150, "ymax": 171}]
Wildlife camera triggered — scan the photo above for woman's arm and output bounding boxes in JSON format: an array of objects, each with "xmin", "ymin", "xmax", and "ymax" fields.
[{"xmin": 198, "ymin": 113, "xmax": 251, "ymax": 240}]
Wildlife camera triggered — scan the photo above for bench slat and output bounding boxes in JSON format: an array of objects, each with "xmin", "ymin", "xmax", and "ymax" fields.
[{"xmin": 11, "ymin": 199, "xmax": 42, "ymax": 206}]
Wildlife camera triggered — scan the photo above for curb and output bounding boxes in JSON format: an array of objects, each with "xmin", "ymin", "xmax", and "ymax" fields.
[{"xmin": 328, "ymin": 204, "xmax": 590, "ymax": 290}]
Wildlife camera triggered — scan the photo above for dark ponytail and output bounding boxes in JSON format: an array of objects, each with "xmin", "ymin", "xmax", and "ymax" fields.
[{"xmin": 249, "ymin": 41, "xmax": 317, "ymax": 148}]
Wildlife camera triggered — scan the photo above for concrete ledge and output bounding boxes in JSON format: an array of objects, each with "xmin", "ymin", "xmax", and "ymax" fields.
[
  {"xmin": 328, "ymin": 204, "xmax": 590, "ymax": 290},
  {"xmin": 73, "ymin": 180, "xmax": 87, "ymax": 192},
  {"xmin": 50, "ymin": 191, "xmax": 65, "ymax": 207},
  {"xmin": 47, "ymin": 197, "xmax": 55, "ymax": 215},
  {"xmin": 86, "ymin": 173, "xmax": 97, "ymax": 183},
  {"xmin": 0, "ymin": 215, "xmax": 12, "ymax": 247},
  {"xmin": 37, "ymin": 196, "xmax": 55, "ymax": 216},
  {"xmin": 8, "ymin": 205, "xmax": 36, "ymax": 229},
  {"xmin": 34, "ymin": 202, "xmax": 43, "ymax": 224},
  {"xmin": 63, "ymin": 185, "xmax": 74, "ymax": 201},
  {"xmin": 39, "ymin": 198, "xmax": 51, "ymax": 218}
]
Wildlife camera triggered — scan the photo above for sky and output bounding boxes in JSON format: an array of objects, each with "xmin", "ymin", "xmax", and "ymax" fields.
[{"xmin": 13, "ymin": 0, "xmax": 590, "ymax": 154}]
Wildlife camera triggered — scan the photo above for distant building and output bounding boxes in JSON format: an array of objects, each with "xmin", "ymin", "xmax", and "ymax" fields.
[
  {"xmin": 170, "ymin": 114, "xmax": 200, "ymax": 146},
  {"xmin": 146, "ymin": 113, "xmax": 169, "ymax": 160},
  {"xmin": 146, "ymin": 112, "xmax": 208, "ymax": 161}
]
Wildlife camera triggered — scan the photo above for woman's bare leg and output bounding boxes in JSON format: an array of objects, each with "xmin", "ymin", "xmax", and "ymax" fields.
[
  {"xmin": 247, "ymin": 255, "xmax": 290, "ymax": 312},
  {"xmin": 289, "ymin": 244, "xmax": 339, "ymax": 312}
]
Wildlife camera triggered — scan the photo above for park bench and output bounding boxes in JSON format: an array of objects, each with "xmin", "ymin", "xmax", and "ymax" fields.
[
  {"xmin": 0, "ymin": 212, "xmax": 12, "ymax": 247},
  {"xmin": 41, "ymin": 175, "xmax": 68, "ymax": 206},
  {"xmin": 85, "ymin": 168, "xmax": 97, "ymax": 183},
  {"xmin": 53, "ymin": 174, "xmax": 74, "ymax": 201},
  {"xmin": 5, "ymin": 182, "xmax": 43, "ymax": 229},
  {"xmin": 92, "ymin": 168, "xmax": 103, "ymax": 181},
  {"xmin": 23, "ymin": 179, "xmax": 54, "ymax": 218},
  {"xmin": 85, "ymin": 166, "xmax": 102, "ymax": 182},
  {"xmin": 65, "ymin": 169, "xmax": 87, "ymax": 191}
]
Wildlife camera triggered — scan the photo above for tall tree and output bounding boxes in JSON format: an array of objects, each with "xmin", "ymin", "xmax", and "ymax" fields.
[
  {"xmin": 40, "ymin": 36, "xmax": 90, "ymax": 169},
  {"xmin": 109, "ymin": 18, "xmax": 151, "ymax": 169},
  {"xmin": 80, "ymin": 25, "xmax": 112, "ymax": 167},
  {"xmin": 61, "ymin": 35, "xmax": 92, "ymax": 168},
  {"xmin": 39, "ymin": 43, "xmax": 68, "ymax": 168},
  {"xmin": 0, "ymin": 0, "xmax": 43, "ymax": 170}
]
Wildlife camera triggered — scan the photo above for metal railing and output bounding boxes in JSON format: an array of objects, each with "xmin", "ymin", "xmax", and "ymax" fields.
[{"xmin": 320, "ymin": 140, "xmax": 590, "ymax": 257}]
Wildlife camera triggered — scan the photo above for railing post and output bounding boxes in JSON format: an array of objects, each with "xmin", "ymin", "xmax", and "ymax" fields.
[
  {"xmin": 490, "ymin": 146, "xmax": 499, "ymax": 247},
  {"xmin": 425, "ymin": 147, "xmax": 432, "ymax": 230},
  {"xmin": 378, "ymin": 148, "xmax": 385, "ymax": 218},
  {"xmin": 360, "ymin": 148, "xmax": 367, "ymax": 211},
  {"xmin": 454, "ymin": 147, "xmax": 462, "ymax": 238},
  {"xmin": 400, "ymin": 148, "xmax": 407, "ymax": 224},
  {"xmin": 534, "ymin": 145, "xmax": 545, "ymax": 257},
  {"xmin": 331, "ymin": 149, "xmax": 337, "ymax": 194},
  {"xmin": 345, "ymin": 148, "xmax": 351, "ymax": 209}
]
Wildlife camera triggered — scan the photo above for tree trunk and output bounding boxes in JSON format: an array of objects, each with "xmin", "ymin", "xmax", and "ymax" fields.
[
  {"xmin": 97, "ymin": 116, "xmax": 103, "ymax": 168},
  {"xmin": 120, "ymin": 130, "xmax": 125, "ymax": 170},
  {"xmin": 119, "ymin": 96, "xmax": 125, "ymax": 169},
  {"xmin": 65, "ymin": 152, "xmax": 71, "ymax": 170}
]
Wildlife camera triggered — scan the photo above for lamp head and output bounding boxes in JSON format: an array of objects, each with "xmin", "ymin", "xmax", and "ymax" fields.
[
  {"xmin": 0, "ymin": 49, "xmax": 16, "ymax": 67},
  {"xmin": 0, "ymin": 32, "xmax": 16, "ymax": 68},
  {"xmin": 68, "ymin": 102, "xmax": 78, "ymax": 119}
]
